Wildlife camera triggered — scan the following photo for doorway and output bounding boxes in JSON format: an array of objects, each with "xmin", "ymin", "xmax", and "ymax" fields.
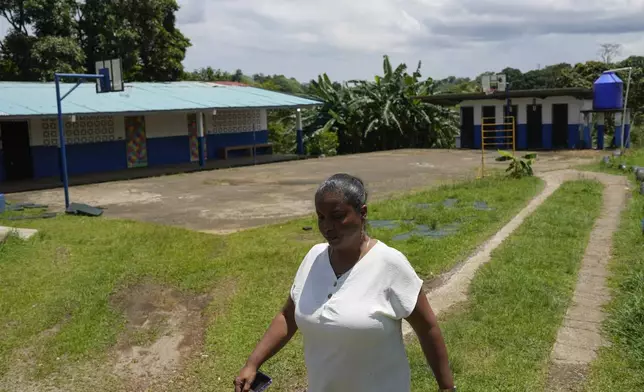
[
  {"xmin": 526, "ymin": 104, "xmax": 543, "ymax": 149},
  {"xmin": 552, "ymin": 104, "xmax": 568, "ymax": 149},
  {"xmin": 460, "ymin": 107, "xmax": 474, "ymax": 148},
  {"xmin": 1, "ymin": 121, "xmax": 34, "ymax": 181}
]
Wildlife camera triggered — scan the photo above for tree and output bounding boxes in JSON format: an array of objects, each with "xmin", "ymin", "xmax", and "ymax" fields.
[
  {"xmin": 0, "ymin": 0, "xmax": 85, "ymax": 80},
  {"xmin": 0, "ymin": 0, "xmax": 190, "ymax": 81},
  {"xmin": 307, "ymin": 55, "xmax": 459, "ymax": 153},
  {"xmin": 598, "ymin": 43, "xmax": 622, "ymax": 64}
]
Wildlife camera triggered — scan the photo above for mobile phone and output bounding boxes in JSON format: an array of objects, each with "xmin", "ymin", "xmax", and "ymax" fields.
[{"xmin": 250, "ymin": 370, "xmax": 272, "ymax": 392}]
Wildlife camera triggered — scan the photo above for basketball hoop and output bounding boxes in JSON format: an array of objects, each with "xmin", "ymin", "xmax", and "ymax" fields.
[
  {"xmin": 95, "ymin": 59, "xmax": 124, "ymax": 93},
  {"xmin": 481, "ymin": 74, "xmax": 506, "ymax": 95}
]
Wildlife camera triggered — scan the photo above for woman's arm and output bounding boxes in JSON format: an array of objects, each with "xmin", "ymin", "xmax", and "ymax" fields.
[
  {"xmin": 406, "ymin": 291, "xmax": 455, "ymax": 390},
  {"xmin": 235, "ymin": 296, "xmax": 298, "ymax": 391},
  {"xmin": 246, "ymin": 296, "xmax": 298, "ymax": 368}
]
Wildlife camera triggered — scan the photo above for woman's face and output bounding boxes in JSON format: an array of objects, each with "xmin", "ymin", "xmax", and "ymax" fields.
[{"xmin": 315, "ymin": 191, "xmax": 366, "ymax": 249}]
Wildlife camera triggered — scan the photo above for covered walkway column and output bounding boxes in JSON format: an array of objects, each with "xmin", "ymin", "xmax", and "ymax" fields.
[
  {"xmin": 197, "ymin": 112, "xmax": 206, "ymax": 167},
  {"xmin": 296, "ymin": 108, "xmax": 304, "ymax": 155},
  {"xmin": 596, "ymin": 113, "xmax": 605, "ymax": 150},
  {"xmin": 625, "ymin": 110, "xmax": 632, "ymax": 148},
  {"xmin": 582, "ymin": 113, "xmax": 592, "ymax": 149},
  {"xmin": 615, "ymin": 112, "xmax": 624, "ymax": 149}
]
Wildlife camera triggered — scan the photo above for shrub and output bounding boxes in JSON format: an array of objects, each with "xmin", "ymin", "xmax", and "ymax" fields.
[
  {"xmin": 495, "ymin": 150, "xmax": 537, "ymax": 179},
  {"xmin": 306, "ymin": 130, "xmax": 339, "ymax": 157}
]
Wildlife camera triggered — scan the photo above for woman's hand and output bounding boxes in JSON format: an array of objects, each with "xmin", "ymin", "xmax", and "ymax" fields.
[{"xmin": 234, "ymin": 364, "xmax": 257, "ymax": 392}]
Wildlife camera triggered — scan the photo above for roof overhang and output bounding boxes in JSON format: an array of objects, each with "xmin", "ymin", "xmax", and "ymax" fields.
[{"xmin": 416, "ymin": 88, "xmax": 593, "ymax": 106}]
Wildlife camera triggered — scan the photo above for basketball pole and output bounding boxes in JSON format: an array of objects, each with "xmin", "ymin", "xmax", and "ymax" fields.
[{"xmin": 54, "ymin": 72, "xmax": 110, "ymax": 209}]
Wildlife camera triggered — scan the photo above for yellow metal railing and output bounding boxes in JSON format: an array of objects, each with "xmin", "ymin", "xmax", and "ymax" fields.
[{"xmin": 480, "ymin": 116, "xmax": 516, "ymax": 178}]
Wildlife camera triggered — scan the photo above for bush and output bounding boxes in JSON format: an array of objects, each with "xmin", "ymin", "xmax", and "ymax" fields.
[
  {"xmin": 268, "ymin": 121, "xmax": 296, "ymax": 154},
  {"xmin": 495, "ymin": 150, "xmax": 537, "ymax": 178},
  {"xmin": 306, "ymin": 130, "xmax": 338, "ymax": 157}
]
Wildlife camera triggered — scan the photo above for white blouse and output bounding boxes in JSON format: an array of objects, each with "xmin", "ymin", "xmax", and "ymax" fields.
[{"xmin": 291, "ymin": 241, "xmax": 424, "ymax": 392}]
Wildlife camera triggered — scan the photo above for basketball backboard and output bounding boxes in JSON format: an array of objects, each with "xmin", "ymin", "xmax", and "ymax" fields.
[
  {"xmin": 481, "ymin": 74, "xmax": 507, "ymax": 95},
  {"xmin": 95, "ymin": 59, "xmax": 124, "ymax": 93}
]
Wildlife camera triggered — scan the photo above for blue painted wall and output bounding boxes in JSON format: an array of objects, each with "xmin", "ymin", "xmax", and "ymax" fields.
[
  {"xmin": 207, "ymin": 130, "xmax": 269, "ymax": 159},
  {"xmin": 625, "ymin": 124, "xmax": 631, "ymax": 148},
  {"xmin": 147, "ymin": 136, "xmax": 190, "ymax": 166},
  {"xmin": 517, "ymin": 124, "xmax": 528, "ymax": 150},
  {"xmin": 32, "ymin": 146, "xmax": 60, "ymax": 178},
  {"xmin": 14, "ymin": 130, "xmax": 274, "ymax": 181},
  {"xmin": 542, "ymin": 124, "xmax": 553, "ymax": 149},
  {"xmin": 567, "ymin": 125, "xmax": 580, "ymax": 149},
  {"xmin": 67, "ymin": 141, "xmax": 127, "ymax": 175},
  {"xmin": 474, "ymin": 125, "xmax": 482, "ymax": 149},
  {"xmin": 32, "ymin": 141, "xmax": 127, "ymax": 178}
]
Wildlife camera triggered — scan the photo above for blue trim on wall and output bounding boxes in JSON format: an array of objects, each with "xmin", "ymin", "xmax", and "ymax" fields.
[
  {"xmin": 542, "ymin": 124, "xmax": 553, "ymax": 149},
  {"xmin": 27, "ymin": 132, "xmax": 274, "ymax": 181},
  {"xmin": 582, "ymin": 125, "xmax": 592, "ymax": 149},
  {"xmin": 32, "ymin": 142, "xmax": 127, "ymax": 179},
  {"xmin": 67, "ymin": 141, "xmax": 127, "ymax": 175},
  {"xmin": 147, "ymin": 136, "xmax": 190, "ymax": 166},
  {"xmin": 597, "ymin": 125, "xmax": 605, "ymax": 150},
  {"xmin": 567, "ymin": 124, "xmax": 580, "ymax": 149},
  {"xmin": 206, "ymin": 130, "xmax": 269, "ymax": 159},
  {"xmin": 474, "ymin": 125, "xmax": 482, "ymax": 149},
  {"xmin": 517, "ymin": 124, "xmax": 528, "ymax": 150},
  {"xmin": 32, "ymin": 146, "xmax": 60, "ymax": 178}
]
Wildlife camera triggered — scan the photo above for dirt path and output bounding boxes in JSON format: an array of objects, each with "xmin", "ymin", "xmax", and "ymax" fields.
[
  {"xmin": 545, "ymin": 172, "xmax": 628, "ymax": 391},
  {"xmin": 9, "ymin": 150, "xmax": 598, "ymax": 233},
  {"xmin": 402, "ymin": 168, "xmax": 628, "ymax": 377}
]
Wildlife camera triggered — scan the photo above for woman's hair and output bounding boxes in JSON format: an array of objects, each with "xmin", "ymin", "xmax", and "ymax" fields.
[{"xmin": 315, "ymin": 173, "xmax": 368, "ymax": 212}]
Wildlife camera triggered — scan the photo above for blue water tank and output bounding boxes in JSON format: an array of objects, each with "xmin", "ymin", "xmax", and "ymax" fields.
[{"xmin": 593, "ymin": 72, "xmax": 623, "ymax": 111}]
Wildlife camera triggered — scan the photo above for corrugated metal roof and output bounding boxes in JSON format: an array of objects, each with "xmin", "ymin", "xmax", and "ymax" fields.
[{"xmin": 0, "ymin": 81, "xmax": 321, "ymax": 117}]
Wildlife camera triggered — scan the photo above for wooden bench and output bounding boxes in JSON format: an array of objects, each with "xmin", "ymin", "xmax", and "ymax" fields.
[{"xmin": 221, "ymin": 143, "xmax": 273, "ymax": 160}]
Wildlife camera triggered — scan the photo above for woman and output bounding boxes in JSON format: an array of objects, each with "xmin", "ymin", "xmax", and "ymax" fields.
[{"xmin": 235, "ymin": 174, "xmax": 455, "ymax": 392}]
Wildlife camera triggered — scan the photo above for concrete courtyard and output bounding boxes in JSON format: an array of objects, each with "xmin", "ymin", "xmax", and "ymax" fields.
[{"xmin": 9, "ymin": 149, "xmax": 600, "ymax": 233}]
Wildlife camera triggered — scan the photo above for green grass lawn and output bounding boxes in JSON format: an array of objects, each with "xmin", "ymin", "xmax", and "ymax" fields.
[
  {"xmin": 586, "ymin": 186, "xmax": 644, "ymax": 391},
  {"xmin": 0, "ymin": 176, "xmax": 541, "ymax": 391},
  {"xmin": 407, "ymin": 181, "xmax": 604, "ymax": 392}
]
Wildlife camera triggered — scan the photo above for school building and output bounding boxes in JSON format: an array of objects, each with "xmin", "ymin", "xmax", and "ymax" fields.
[
  {"xmin": 421, "ymin": 88, "xmax": 632, "ymax": 150},
  {"xmin": 0, "ymin": 81, "xmax": 318, "ymax": 184}
]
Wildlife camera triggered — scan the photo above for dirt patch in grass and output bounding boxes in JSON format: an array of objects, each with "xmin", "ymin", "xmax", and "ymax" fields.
[
  {"xmin": 0, "ymin": 279, "xmax": 237, "ymax": 392},
  {"xmin": 546, "ymin": 363, "xmax": 588, "ymax": 392},
  {"xmin": 109, "ymin": 282, "xmax": 217, "ymax": 391}
]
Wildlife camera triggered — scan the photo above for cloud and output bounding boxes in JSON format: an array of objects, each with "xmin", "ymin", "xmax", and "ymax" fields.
[
  {"xmin": 1, "ymin": 0, "xmax": 641, "ymax": 82},
  {"xmin": 176, "ymin": 0, "xmax": 644, "ymax": 81}
]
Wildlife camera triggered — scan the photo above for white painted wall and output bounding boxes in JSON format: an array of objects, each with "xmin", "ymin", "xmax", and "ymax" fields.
[
  {"xmin": 144, "ymin": 112, "xmax": 188, "ymax": 138},
  {"xmin": 23, "ymin": 108, "xmax": 271, "ymax": 146},
  {"xmin": 207, "ymin": 109, "xmax": 263, "ymax": 135},
  {"xmin": 473, "ymin": 105, "xmax": 482, "ymax": 126},
  {"xmin": 29, "ymin": 115, "xmax": 125, "ymax": 146},
  {"xmin": 461, "ymin": 96, "xmax": 586, "ymax": 125}
]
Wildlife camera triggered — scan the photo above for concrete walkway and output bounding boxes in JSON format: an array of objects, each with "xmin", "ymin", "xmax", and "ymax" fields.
[
  {"xmin": 0, "ymin": 226, "xmax": 38, "ymax": 242},
  {"xmin": 402, "ymin": 168, "xmax": 628, "ymax": 386},
  {"xmin": 546, "ymin": 172, "xmax": 628, "ymax": 391}
]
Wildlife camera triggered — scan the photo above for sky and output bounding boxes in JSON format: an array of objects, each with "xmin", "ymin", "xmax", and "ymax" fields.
[
  {"xmin": 176, "ymin": 0, "xmax": 644, "ymax": 81},
  {"xmin": 2, "ymin": 0, "xmax": 644, "ymax": 82}
]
